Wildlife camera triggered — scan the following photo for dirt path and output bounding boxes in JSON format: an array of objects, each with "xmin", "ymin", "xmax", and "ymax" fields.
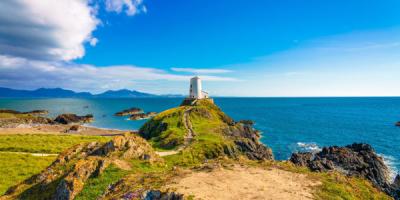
[
  {"xmin": 165, "ymin": 165, "xmax": 320, "ymax": 200},
  {"xmin": 182, "ymin": 108, "xmax": 194, "ymax": 146},
  {"xmin": 156, "ymin": 108, "xmax": 195, "ymax": 157}
]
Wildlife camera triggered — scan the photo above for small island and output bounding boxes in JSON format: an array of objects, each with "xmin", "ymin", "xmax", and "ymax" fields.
[
  {"xmin": 114, "ymin": 107, "xmax": 143, "ymax": 116},
  {"xmin": 115, "ymin": 107, "xmax": 157, "ymax": 121}
]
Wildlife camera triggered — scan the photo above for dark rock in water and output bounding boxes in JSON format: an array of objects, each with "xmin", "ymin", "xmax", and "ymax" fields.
[
  {"xmin": 142, "ymin": 190, "xmax": 184, "ymax": 200},
  {"xmin": 115, "ymin": 107, "xmax": 143, "ymax": 116},
  {"xmin": 290, "ymin": 143, "xmax": 398, "ymax": 198},
  {"xmin": 396, "ymin": 121, "xmax": 400, "ymax": 127},
  {"xmin": 54, "ymin": 114, "xmax": 94, "ymax": 124},
  {"xmin": 129, "ymin": 112, "xmax": 157, "ymax": 120}
]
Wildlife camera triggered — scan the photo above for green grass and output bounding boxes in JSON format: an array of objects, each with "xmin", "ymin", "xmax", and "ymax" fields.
[
  {"xmin": 76, "ymin": 160, "xmax": 168, "ymax": 199},
  {"xmin": 0, "ymin": 134, "xmax": 111, "ymax": 195},
  {"xmin": 0, "ymin": 134, "xmax": 110, "ymax": 153},
  {"xmin": 0, "ymin": 152, "xmax": 56, "ymax": 195},
  {"xmin": 140, "ymin": 107, "xmax": 187, "ymax": 149},
  {"xmin": 75, "ymin": 165, "xmax": 128, "ymax": 200},
  {"xmin": 0, "ymin": 113, "xmax": 32, "ymax": 119},
  {"xmin": 314, "ymin": 172, "xmax": 392, "ymax": 200}
]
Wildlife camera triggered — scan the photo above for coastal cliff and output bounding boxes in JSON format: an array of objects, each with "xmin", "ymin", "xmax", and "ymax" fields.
[{"xmin": 0, "ymin": 99, "xmax": 396, "ymax": 200}]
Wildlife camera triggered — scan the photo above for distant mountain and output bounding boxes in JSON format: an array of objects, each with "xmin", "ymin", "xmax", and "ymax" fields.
[
  {"xmin": 95, "ymin": 89, "xmax": 156, "ymax": 98},
  {"xmin": 0, "ymin": 87, "xmax": 183, "ymax": 98}
]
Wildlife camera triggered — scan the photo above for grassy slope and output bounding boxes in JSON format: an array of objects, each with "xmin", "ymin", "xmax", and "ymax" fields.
[
  {"xmin": 0, "ymin": 134, "xmax": 109, "ymax": 153},
  {"xmin": 0, "ymin": 134, "xmax": 109, "ymax": 195},
  {"xmin": 0, "ymin": 153, "xmax": 56, "ymax": 195},
  {"xmin": 140, "ymin": 107, "xmax": 187, "ymax": 149}
]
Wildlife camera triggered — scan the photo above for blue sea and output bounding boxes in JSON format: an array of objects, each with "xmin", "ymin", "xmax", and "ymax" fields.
[{"xmin": 1, "ymin": 97, "xmax": 400, "ymax": 173}]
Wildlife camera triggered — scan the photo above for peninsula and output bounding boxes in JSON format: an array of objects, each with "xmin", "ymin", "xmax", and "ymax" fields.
[{"xmin": 0, "ymin": 77, "xmax": 399, "ymax": 200}]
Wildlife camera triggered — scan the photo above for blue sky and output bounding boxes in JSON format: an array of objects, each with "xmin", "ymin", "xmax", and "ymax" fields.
[{"xmin": 0, "ymin": 0, "xmax": 400, "ymax": 96}]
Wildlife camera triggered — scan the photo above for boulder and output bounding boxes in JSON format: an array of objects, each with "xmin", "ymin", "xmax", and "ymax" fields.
[
  {"xmin": 142, "ymin": 190, "xmax": 184, "ymax": 200},
  {"xmin": 290, "ymin": 143, "xmax": 394, "ymax": 196},
  {"xmin": 54, "ymin": 114, "xmax": 93, "ymax": 124},
  {"xmin": 114, "ymin": 107, "xmax": 143, "ymax": 116}
]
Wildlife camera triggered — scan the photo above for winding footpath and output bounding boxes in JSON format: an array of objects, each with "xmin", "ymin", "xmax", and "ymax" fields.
[
  {"xmin": 183, "ymin": 108, "xmax": 194, "ymax": 146},
  {"xmin": 156, "ymin": 107, "xmax": 195, "ymax": 157}
]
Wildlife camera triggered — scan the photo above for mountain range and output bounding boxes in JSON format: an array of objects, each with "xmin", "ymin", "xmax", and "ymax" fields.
[{"xmin": 0, "ymin": 87, "xmax": 183, "ymax": 98}]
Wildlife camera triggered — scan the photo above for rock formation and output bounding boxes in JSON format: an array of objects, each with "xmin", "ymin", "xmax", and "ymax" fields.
[
  {"xmin": 290, "ymin": 143, "xmax": 400, "ymax": 198},
  {"xmin": 54, "ymin": 114, "xmax": 94, "ymax": 124},
  {"xmin": 114, "ymin": 107, "xmax": 143, "ymax": 116}
]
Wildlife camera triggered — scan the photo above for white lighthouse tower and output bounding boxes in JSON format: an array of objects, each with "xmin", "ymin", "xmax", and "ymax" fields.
[
  {"xmin": 182, "ymin": 76, "xmax": 212, "ymax": 106},
  {"xmin": 188, "ymin": 76, "xmax": 209, "ymax": 99}
]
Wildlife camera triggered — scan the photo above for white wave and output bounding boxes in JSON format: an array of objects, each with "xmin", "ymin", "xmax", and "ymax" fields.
[
  {"xmin": 377, "ymin": 153, "xmax": 399, "ymax": 182},
  {"xmin": 296, "ymin": 142, "xmax": 322, "ymax": 153}
]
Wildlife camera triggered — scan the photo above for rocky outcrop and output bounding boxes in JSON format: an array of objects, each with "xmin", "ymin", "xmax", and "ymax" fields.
[
  {"xmin": 3, "ymin": 134, "xmax": 159, "ymax": 200},
  {"xmin": 290, "ymin": 143, "xmax": 399, "ymax": 198},
  {"xmin": 129, "ymin": 112, "xmax": 157, "ymax": 120},
  {"xmin": 0, "ymin": 110, "xmax": 53, "ymax": 128},
  {"xmin": 54, "ymin": 114, "xmax": 94, "ymax": 124},
  {"xmin": 114, "ymin": 107, "xmax": 143, "ymax": 116},
  {"xmin": 225, "ymin": 122, "xmax": 273, "ymax": 160}
]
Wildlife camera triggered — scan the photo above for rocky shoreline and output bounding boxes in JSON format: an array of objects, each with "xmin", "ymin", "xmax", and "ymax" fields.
[{"xmin": 290, "ymin": 143, "xmax": 400, "ymax": 198}]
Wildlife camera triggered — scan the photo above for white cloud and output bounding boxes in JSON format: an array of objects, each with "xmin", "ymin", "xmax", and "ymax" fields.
[
  {"xmin": 0, "ymin": 0, "xmax": 147, "ymax": 62},
  {"xmin": 105, "ymin": 0, "xmax": 146, "ymax": 16},
  {"xmin": 0, "ymin": 0, "xmax": 99, "ymax": 61},
  {"xmin": 171, "ymin": 67, "xmax": 233, "ymax": 74},
  {"xmin": 0, "ymin": 55, "xmax": 236, "ymax": 94}
]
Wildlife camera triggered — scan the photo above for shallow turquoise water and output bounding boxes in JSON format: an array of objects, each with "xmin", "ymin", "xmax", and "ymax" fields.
[{"xmin": 1, "ymin": 97, "xmax": 399, "ymax": 171}]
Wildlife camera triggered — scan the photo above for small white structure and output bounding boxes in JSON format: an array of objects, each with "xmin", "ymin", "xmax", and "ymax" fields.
[{"xmin": 189, "ymin": 76, "xmax": 208, "ymax": 99}]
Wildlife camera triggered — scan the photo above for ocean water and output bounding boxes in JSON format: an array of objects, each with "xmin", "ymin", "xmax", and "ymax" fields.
[{"xmin": 1, "ymin": 97, "xmax": 400, "ymax": 172}]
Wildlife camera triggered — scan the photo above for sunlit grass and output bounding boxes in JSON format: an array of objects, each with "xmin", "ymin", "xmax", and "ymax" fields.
[
  {"xmin": 0, "ymin": 134, "xmax": 109, "ymax": 153},
  {"xmin": 0, "ymin": 152, "xmax": 56, "ymax": 195}
]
